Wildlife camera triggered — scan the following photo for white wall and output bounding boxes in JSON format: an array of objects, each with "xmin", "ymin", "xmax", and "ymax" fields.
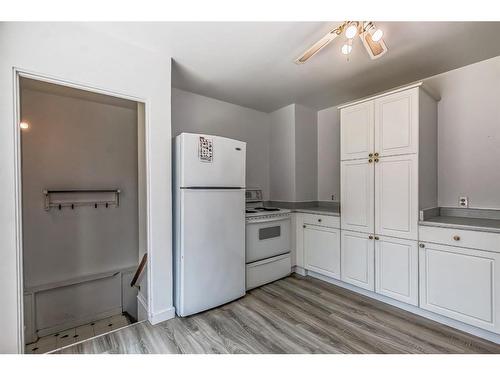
[
  {"xmin": 425, "ymin": 56, "xmax": 500, "ymax": 209},
  {"xmin": 269, "ymin": 105, "xmax": 296, "ymax": 201},
  {"xmin": 295, "ymin": 104, "xmax": 318, "ymax": 202},
  {"xmin": 317, "ymin": 106, "xmax": 340, "ymax": 202},
  {"xmin": 0, "ymin": 23, "xmax": 173, "ymax": 353},
  {"xmin": 172, "ymin": 88, "xmax": 270, "ymax": 198}
]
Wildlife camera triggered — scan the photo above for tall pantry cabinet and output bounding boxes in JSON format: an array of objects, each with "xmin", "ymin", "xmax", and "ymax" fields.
[{"xmin": 339, "ymin": 83, "xmax": 438, "ymax": 306}]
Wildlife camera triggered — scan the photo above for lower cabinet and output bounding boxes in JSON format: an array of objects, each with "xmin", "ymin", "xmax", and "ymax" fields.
[
  {"xmin": 419, "ymin": 242, "xmax": 500, "ymax": 333},
  {"xmin": 341, "ymin": 230, "xmax": 375, "ymax": 291},
  {"xmin": 375, "ymin": 236, "xmax": 418, "ymax": 306},
  {"xmin": 303, "ymin": 225, "xmax": 340, "ymax": 279}
]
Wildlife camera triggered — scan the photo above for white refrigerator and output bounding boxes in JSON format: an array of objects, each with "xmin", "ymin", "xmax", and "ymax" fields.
[{"xmin": 174, "ymin": 133, "xmax": 246, "ymax": 317}]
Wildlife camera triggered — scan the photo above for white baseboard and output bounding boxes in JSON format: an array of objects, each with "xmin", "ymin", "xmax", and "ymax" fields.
[
  {"xmin": 291, "ymin": 265, "xmax": 307, "ymax": 276},
  {"xmin": 137, "ymin": 292, "xmax": 148, "ymax": 322},
  {"xmin": 149, "ymin": 306, "xmax": 176, "ymax": 325},
  {"xmin": 297, "ymin": 269, "xmax": 500, "ymax": 345}
]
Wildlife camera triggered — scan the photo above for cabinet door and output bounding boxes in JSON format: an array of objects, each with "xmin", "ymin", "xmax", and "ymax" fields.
[
  {"xmin": 374, "ymin": 88, "xmax": 418, "ymax": 157},
  {"xmin": 304, "ymin": 225, "xmax": 340, "ymax": 279},
  {"xmin": 341, "ymin": 101, "xmax": 374, "ymax": 161},
  {"xmin": 375, "ymin": 154, "xmax": 418, "ymax": 240},
  {"xmin": 419, "ymin": 243, "xmax": 500, "ymax": 333},
  {"xmin": 375, "ymin": 236, "xmax": 418, "ymax": 306},
  {"xmin": 341, "ymin": 159, "xmax": 374, "ymax": 233},
  {"xmin": 341, "ymin": 230, "xmax": 375, "ymax": 291}
]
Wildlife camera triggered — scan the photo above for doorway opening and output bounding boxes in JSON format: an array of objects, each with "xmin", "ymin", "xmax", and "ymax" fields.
[{"xmin": 18, "ymin": 76, "xmax": 148, "ymax": 353}]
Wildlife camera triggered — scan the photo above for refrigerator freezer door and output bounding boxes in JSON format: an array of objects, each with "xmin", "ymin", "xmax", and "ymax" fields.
[
  {"xmin": 176, "ymin": 188, "xmax": 245, "ymax": 316},
  {"xmin": 176, "ymin": 133, "xmax": 246, "ymax": 188}
]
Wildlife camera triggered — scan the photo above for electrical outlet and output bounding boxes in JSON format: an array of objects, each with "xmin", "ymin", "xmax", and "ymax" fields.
[{"xmin": 459, "ymin": 196, "xmax": 469, "ymax": 208}]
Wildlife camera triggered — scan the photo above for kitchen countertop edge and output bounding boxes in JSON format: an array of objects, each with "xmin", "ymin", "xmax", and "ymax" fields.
[{"xmin": 419, "ymin": 217, "xmax": 500, "ymax": 234}]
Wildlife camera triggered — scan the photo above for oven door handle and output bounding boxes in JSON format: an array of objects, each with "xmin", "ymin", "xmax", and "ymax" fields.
[{"xmin": 246, "ymin": 216, "xmax": 290, "ymax": 224}]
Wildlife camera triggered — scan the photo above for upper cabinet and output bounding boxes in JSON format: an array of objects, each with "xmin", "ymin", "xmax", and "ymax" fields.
[
  {"xmin": 340, "ymin": 101, "xmax": 374, "ymax": 161},
  {"xmin": 341, "ymin": 87, "xmax": 419, "ymax": 161},
  {"xmin": 340, "ymin": 83, "xmax": 439, "ymax": 238},
  {"xmin": 374, "ymin": 88, "xmax": 419, "ymax": 157}
]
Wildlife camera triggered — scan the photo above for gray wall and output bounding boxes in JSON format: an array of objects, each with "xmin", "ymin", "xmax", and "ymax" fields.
[
  {"xmin": 295, "ymin": 104, "xmax": 318, "ymax": 202},
  {"xmin": 317, "ymin": 106, "xmax": 340, "ymax": 202},
  {"xmin": 269, "ymin": 104, "xmax": 318, "ymax": 202},
  {"xmin": 425, "ymin": 56, "xmax": 500, "ymax": 209},
  {"xmin": 315, "ymin": 56, "xmax": 500, "ymax": 210},
  {"xmin": 269, "ymin": 105, "xmax": 296, "ymax": 201},
  {"xmin": 172, "ymin": 88, "xmax": 271, "ymax": 199},
  {"xmin": 21, "ymin": 88, "xmax": 139, "ymax": 288}
]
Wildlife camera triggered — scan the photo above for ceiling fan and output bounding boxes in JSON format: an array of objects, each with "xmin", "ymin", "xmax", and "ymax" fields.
[{"xmin": 295, "ymin": 21, "xmax": 387, "ymax": 64}]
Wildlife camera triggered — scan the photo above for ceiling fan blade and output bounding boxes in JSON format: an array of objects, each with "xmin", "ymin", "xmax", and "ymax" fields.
[
  {"xmin": 295, "ymin": 28, "xmax": 341, "ymax": 64},
  {"xmin": 360, "ymin": 32, "xmax": 388, "ymax": 60}
]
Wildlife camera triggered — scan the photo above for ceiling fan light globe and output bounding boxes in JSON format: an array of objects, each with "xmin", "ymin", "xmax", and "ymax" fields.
[
  {"xmin": 341, "ymin": 44, "xmax": 352, "ymax": 55},
  {"xmin": 371, "ymin": 28, "xmax": 383, "ymax": 42},
  {"xmin": 345, "ymin": 24, "xmax": 358, "ymax": 39}
]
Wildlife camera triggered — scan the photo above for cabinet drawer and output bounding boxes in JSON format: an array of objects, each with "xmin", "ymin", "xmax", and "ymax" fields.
[
  {"xmin": 303, "ymin": 213, "xmax": 340, "ymax": 228},
  {"xmin": 419, "ymin": 225, "xmax": 500, "ymax": 253}
]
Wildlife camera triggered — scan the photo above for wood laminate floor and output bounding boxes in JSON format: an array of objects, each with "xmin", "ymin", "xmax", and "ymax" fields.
[{"xmin": 53, "ymin": 274, "xmax": 500, "ymax": 354}]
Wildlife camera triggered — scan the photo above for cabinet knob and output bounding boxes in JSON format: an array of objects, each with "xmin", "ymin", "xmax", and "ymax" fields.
[
  {"xmin": 374, "ymin": 236, "xmax": 380, "ymax": 240},
  {"xmin": 303, "ymin": 225, "xmax": 306, "ymax": 228},
  {"xmin": 419, "ymin": 243, "xmax": 425, "ymax": 248},
  {"xmin": 453, "ymin": 235, "xmax": 460, "ymax": 241},
  {"xmin": 369, "ymin": 153, "xmax": 373, "ymax": 157},
  {"xmin": 368, "ymin": 159, "xmax": 373, "ymax": 163},
  {"xmin": 374, "ymin": 152, "xmax": 379, "ymax": 157},
  {"xmin": 374, "ymin": 158, "xmax": 379, "ymax": 163},
  {"xmin": 368, "ymin": 235, "xmax": 373, "ymax": 239},
  {"xmin": 318, "ymin": 218, "xmax": 322, "ymax": 222}
]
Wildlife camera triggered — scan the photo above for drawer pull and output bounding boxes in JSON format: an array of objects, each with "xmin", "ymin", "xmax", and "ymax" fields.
[
  {"xmin": 419, "ymin": 243, "xmax": 425, "ymax": 248},
  {"xmin": 368, "ymin": 159, "xmax": 373, "ymax": 163},
  {"xmin": 374, "ymin": 236, "xmax": 380, "ymax": 240},
  {"xmin": 369, "ymin": 153, "xmax": 373, "ymax": 157},
  {"xmin": 453, "ymin": 235, "xmax": 461, "ymax": 241},
  {"xmin": 368, "ymin": 235, "xmax": 373, "ymax": 240}
]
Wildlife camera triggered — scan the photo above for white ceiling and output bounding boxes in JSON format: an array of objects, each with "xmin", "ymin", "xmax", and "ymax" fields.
[{"xmin": 86, "ymin": 22, "xmax": 500, "ymax": 112}]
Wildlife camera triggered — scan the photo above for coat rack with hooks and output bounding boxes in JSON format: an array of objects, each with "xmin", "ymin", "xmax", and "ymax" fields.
[{"xmin": 43, "ymin": 189, "xmax": 121, "ymax": 211}]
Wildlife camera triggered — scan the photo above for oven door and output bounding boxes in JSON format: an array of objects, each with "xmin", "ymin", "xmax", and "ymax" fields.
[{"xmin": 246, "ymin": 216, "xmax": 291, "ymax": 263}]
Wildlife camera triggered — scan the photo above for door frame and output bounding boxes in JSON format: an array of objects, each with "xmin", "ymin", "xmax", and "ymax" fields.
[{"xmin": 12, "ymin": 68, "xmax": 152, "ymax": 353}]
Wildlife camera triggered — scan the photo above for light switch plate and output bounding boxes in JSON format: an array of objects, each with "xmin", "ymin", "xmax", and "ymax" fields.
[{"xmin": 459, "ymin": 196, "xmax": 469, "ymax": 208}]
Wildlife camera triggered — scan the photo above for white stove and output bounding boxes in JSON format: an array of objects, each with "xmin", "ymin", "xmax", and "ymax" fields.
[
  {"xmin": 245, "ymin": 189, "xmax": 291, "ymax": 290},
  {"xmin": 245, "ymin": 189, "xmax": 291, "ymax": 220}
]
